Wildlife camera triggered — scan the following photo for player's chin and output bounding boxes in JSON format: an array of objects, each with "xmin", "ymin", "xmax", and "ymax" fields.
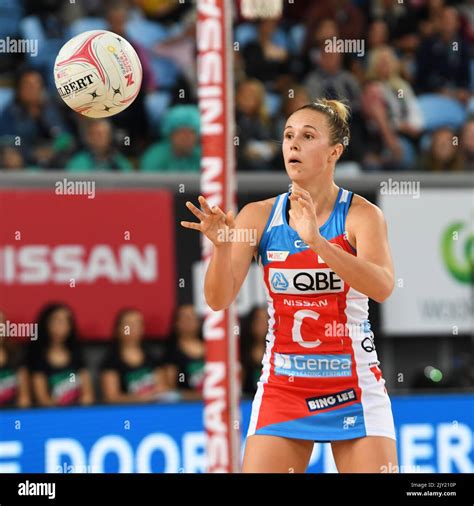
[{"xmin": 285, "ymin": 162, "xmax": 304, "ymax": 174}]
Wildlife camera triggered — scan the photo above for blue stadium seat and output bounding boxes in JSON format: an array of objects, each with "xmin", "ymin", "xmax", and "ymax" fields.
[
  {"xmin": 467, "ymin": 96, "xmax": 474, "ymax": 116},
  {"xmin": 67, "ymin": 17, "xmax": 107, "ymax": 39},
  {"xmin": 19, "ymin": 15, "xmax": 64, "ymax": 79},
  {"xmin": 0, "ymin": 0, "xmax": 22, "ymax": 38},
  {"xmin": 235, "ymin": 23, "xmax": 258, "ymax": 48},
  {"xmin": 288, "ymin": 23, "xmax": 306, "ymax": 54},
  {"xmin": 126, "ymin": 18, "xmax": 169, "ymax": 49},
  {"xmin": 234, "ymin": 22, "xmax": 288, "ymax": 49},
  {"xmin": 144, "ymin": 90, "xmax": 172, "ymax": 132},
  {"xmin": 418, "ymin": 94, "xmax": 466, "ymax": 131},
  {"xmin": 265, "ymin": 91, "xmax": 282, "ymax": 118},
  {"xmin": 0, "ymin": 87, "xmax": 13, "ymax": 113},
  {"xmin": 19, "ymin": 15, "xmax": 44, "ymax": 43},
  {"xmin": 149, "ymin": 55, "xmax": 180, "ymax": 90}
]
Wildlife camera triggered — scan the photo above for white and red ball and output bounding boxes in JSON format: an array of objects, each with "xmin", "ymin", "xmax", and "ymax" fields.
[{"xmin": 54, "ymin": 30, "xmax": 142, "ymax": 118}]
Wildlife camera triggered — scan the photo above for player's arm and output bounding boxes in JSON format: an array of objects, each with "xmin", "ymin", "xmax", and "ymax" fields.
[
  {"xmin": 204, "ymin": 202, "xmax": 262, "ymax": 310},
  {"xmin": 181, "ymin": 197, "xmax": 269, "ymax": 311},
  {"xmin": 291, "ymin": 186, "xmax": 394, "ymax": 302},
  {"xmin": 312, "ymin": 197, "xmax": 394, "ymax": 302}
]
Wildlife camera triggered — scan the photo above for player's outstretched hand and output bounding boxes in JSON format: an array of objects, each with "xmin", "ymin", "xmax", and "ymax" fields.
[{"xmin": 181, "ymin": 195, "xmax": 235, "ymax": 248}]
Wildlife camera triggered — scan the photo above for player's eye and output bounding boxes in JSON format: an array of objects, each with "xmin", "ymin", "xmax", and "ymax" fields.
[{"xmin": 304, "ymin": 133, "xmax": 314, "ymax": 140}]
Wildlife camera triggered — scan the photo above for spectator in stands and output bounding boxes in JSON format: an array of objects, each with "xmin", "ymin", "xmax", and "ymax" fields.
[
  {"xmin": 106, "ymin": 1, "xmax": 155, "ymax": 156},
  {"xmin": 0, "ymin": 68, "xmax": 67, "ymax": 168},
  {"xmin": 356, "ymin": 79, "xmax": 413, "ymax": 171},
  {"xmin": 0, "ymin": 146, "xmax": 29, "ymax": 171},
  {"xmin": 0, "ymin": 310, "xmax": 31, "ymax": 408},
  {"xmin": 140, "ymin": 104, "xmax": 200, "ymax": 172},
  {"xmin": 163, "ymin": 305, "xmax": 204, "ymax": 400},
  {"xmin": 368, "ymin": 0, "xmax": 418, "ymax": 47},
  {"xmin": 415, "ymin": 6, "xmax": 471, "ymax": 102},
  {"xmin": 241, "ymin": 19, "xmax": 291, "ymax": 93},
  {"xmin": 66, "ymin": 119, "xmax": 133, "ymax": 172},
  {"xmin": 100, "ymin": 308, "xmax": 170, "ymax": 404},
  {"xmin": 135, "ymin": 0, "xmax": 192, "ymax": 24},
  {"xmin": 235, "ymin": 78, "xmax": 278, "ymax": 172},
  {"xmin": 303, "ymin": 0, "xmax": 365, "ymax": 44},
  {"xmin": 367, "ymin": 46, "xmax": 424, "ymax": 140},
  {"xmin": 300, "ymin": 18, "xmax": 339, "ymax": 80},
  {"xmin": 351, "ymin": 19, "xmax": 390, "ymax": 82},
  {"xmin": 417, "ymin": 0, "xmax": 447, "ymax": 39},
  {"xmin": 417, "ymin": 126, "xmax": 463, "ymax": 171},
  {"xmin": 303, "ymin": 50, "xmax": 361, "ymax": 111},
  {"xmin": 460, "ymin": 118, "xmax": 474, "ymax": 171},
  {"xmin": 240, "ymin": 306, "xmax": 268, "ymax": 397},
  {"xmin": 458, "ymin": 0, "xmax": 474, "ymax": 46},
  {"xmin": 29, "ymin": 303, "xmax": 94, "ymax": 407},
  {"xmin": 152, "ymin": 8, "xmax": 197, "ymax": 93}
]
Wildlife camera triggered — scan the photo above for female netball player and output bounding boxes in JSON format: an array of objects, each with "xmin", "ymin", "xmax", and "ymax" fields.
[{"xmin": 181, "ymin": 99, "xmax": 398, "ymax": 473}]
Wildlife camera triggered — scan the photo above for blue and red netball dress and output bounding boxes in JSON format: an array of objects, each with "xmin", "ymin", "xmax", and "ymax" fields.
[{"xmin": 247, "ymin": 188, "xmax": 396, "ymax": 441}]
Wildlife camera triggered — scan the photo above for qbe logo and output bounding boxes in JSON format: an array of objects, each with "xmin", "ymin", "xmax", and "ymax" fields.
[
  {"xmin": 274, "ymin": 353, "xmax": 352, "ymax": 378},
  {"xmin": 269, "ymin": 268, "xmax": 343, "ymax": 295},
  {"xmin": 270, "ymin": 271, "xmax": 289, "ymax": 291}
]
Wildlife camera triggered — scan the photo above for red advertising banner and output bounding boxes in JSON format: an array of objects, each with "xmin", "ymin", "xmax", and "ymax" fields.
[{"xmin": 0, "ymin": 189, "xmax": 176, "ymax": 340}]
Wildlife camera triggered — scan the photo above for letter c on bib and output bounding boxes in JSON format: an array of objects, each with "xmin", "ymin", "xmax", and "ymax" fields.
[{"xmin": 292, "ymin": 309, "xmax": 321, "ymax": 348}]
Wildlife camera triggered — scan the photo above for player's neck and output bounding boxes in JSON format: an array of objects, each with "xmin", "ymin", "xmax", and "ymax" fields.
[{"xmin": 292, "ymin": 179, "xmax": 339, "ymax": 215}]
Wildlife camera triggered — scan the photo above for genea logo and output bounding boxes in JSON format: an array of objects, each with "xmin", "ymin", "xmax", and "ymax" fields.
[{"xmin": 441, "ymin": 221, "xmax": 473, "ymax": 284}]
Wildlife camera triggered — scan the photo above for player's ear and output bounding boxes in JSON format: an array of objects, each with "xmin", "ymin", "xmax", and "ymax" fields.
[{"xmin": 329, "ymin": 143, "xmax": 343, "ymax": 162}]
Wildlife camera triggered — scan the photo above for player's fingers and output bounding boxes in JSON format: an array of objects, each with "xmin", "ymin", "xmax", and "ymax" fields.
[
  {"xmin": 300, "ymin": 200, "xmax": 313, "ymax": 217},
  {"xmin": 180, "ymin": 220, "xmax": 202, "ymax": 231},
  {"xmin": 226, "ymin": 210, "xmax": 236, "ymax": 228},
  {"xmin": 198, "ymin": 195, "xmax": 213, "ymax": 214},
  {"xmin": 185, "ymin": 201, "xmax": 206, "ymax": 221},
  {"xmin": 293, "ymin": 189, "xmax": 312, "ymax": 202},
  {"xmin": 298, "ymin": 197, "xmax": 312, "ymax": 208},
  {"xmin": 211, "ymin": 205, "xmax": 226, "ymax": 219},
  {"xmin": 292, "ymin": 183, "xmax": 309, "ymax": 194}
]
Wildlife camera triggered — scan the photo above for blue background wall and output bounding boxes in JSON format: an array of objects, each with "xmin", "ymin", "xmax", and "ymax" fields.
[{"xmin": 0, "ymin": 394, "xmax": 472, "ymax": 473}]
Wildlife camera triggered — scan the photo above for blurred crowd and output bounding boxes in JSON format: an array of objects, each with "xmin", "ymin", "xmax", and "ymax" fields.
[
  {"xmin": 0, "ymin": 304, "xmax": 204, "ymax": 408},
  {"xmin": 0, "ymin": 302, "xmax": 266, "ymax": 409},
  {"xmin": 1, "ymin": 302, "xmax": 472, "ymax": 409},
  {"xmin": 0, "ymin": 0, "xmax": 472, "ymax": 173}
]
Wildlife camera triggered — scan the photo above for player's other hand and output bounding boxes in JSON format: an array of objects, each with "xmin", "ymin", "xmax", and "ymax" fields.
[
  {"xmin": 289, "ymin": 184, "xmax": 321, "ymax": 248},
  {"xmin": 181, "ymin": 195, "xmax": 235, "ymax": 248}
]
